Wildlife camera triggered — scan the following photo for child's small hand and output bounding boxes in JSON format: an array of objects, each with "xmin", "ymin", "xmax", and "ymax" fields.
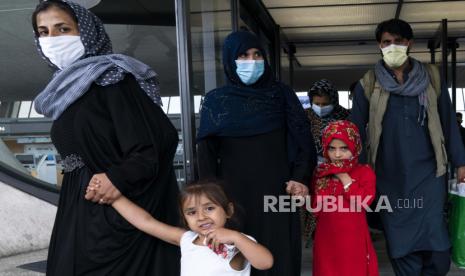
[
  {"xmin": 335, "ymin": 173, "xmax": 354, "ymax": 187},
  {"xmin": 84, "ymin": 173, "xmax": 122, "ymax": 204},
  {"xmin": 205, "ymin": 228, "xmax": 238, "ymax": 253},
  {"xmin": 286, "ymin": 181, "xmax": 309, "ymax": 197},
  {"xmin": 85, "ymin": 183, "xmax": 99, "ymax": 199}
]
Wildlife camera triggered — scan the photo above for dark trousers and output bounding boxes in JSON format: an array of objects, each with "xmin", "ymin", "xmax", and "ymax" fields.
[{"xmin": 390, "ymin": 250, "xmax": 450, "ymax": 276}]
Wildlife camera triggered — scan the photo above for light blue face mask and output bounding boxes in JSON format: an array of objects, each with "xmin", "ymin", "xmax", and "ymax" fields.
[
  {"xmin": 312, "ymin": 104, "xmax": 334, "ymax": 117},
  {"xmin": 235, "ymin": 60, "xmax": 265, "ymax": 85}
]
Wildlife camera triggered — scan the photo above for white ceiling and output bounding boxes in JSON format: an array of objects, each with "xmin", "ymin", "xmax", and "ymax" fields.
[{"xmin": 262, "ymin": 0, "xmax": 465, "ymax": 90}]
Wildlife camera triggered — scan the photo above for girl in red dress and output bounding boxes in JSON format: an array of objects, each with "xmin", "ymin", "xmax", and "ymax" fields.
[{"xmin": 311, "ymin": 120, "xmax": 379, "ymax": 276}]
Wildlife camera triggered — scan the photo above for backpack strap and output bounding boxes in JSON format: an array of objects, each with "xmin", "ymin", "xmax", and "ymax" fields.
[
  {"xmin": 360, "ymin": 70, "xmax": 375, "ymax": 100},
  {"xmin": 425, "ymin": 63, "xmax": 441, "ymax": 98}
]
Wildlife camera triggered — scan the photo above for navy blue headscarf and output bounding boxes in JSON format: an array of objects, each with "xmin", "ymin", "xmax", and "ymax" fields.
[
  {"xmin": 221, "ymin": 31, "xmax": 274, "ymax": 88},
  {"xmin": 197, "ymin": 31, "xmax": 315, "ymax": 165}
]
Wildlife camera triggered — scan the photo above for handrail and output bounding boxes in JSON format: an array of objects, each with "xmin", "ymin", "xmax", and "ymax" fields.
[{"xmin": 0, "ymin": 163, "xmax": 59, "ymax": 206}]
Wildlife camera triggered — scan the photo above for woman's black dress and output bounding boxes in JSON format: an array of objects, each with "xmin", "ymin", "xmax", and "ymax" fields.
[
  {"xmin": 196, "ymin": 31, "xmax": 316, "ymax": 276},
  {"xmin": 198, "ymin": 128, "xmax": 305, "ymax": 276},
  {"xmin": 47, "ymin": 76, "xmax": 180, "ymax": 275}
]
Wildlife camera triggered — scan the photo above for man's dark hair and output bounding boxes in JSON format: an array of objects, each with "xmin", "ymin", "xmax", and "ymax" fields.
[
  {"xmin": 375, "ymin": 19, "xmax": 413, "ymax": 42},
  {"xmin": 457, "ymin": 112, "xmax": 463, "ymax": 119}
]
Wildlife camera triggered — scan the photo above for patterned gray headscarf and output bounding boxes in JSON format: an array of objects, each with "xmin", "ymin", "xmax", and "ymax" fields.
[
  {"xmin": 306, "ymin": 79, "xmax": 350, "ymax": 155},
  {"xmin": 33, "ymin": 0, "xmax": 161, "ymax": 120},
  {"xmin": 308, "ymin": 79, "xmax": 339, "ymax": 105}
]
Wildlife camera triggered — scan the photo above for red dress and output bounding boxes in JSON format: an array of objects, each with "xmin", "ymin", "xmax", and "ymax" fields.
[{"xmin": 311, "ymin": 164, "xmax": 379, "ymax": 276}]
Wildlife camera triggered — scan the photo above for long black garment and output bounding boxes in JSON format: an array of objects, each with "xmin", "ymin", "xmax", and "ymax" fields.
[
  {"xmin": 197, "ymin": 31, "xmax": 315, "ymax": 276},
  {"xmin": 198, "ymin": 129, "xmax": 303, "ymax": 276},
  {"xmin": 48, "ymin": 76, "xmax": 180, "ymax": 275}
]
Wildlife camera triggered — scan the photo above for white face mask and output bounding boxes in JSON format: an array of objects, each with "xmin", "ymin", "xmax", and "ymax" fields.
[
  {"xmin": 39, "ymin": 35, "xmax": 85, "ymax": 70},
  {"xmin": 312, "ymin": 104, "xmax": 334, "ymax": 117},
  {"xmin": 381, "ymin": 44, "xmax": 408, "ymax": 68}
]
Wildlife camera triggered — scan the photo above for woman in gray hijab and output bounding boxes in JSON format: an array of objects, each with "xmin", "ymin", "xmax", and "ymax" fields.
[{"xmin": 32, "ymin": 1, "xmax": 180, "ymax": 274}]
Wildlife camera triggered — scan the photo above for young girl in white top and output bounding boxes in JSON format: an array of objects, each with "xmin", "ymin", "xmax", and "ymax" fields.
[{"xmin": 86, "ymin": 182, "xmax": 273, "ymax": 275}]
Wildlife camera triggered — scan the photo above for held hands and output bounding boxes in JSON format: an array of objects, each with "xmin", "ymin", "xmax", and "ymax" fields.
[
  {"xmin": 84, "ymin": 173, "xmax": 122, "ymax": 205},
  {"xmin": 286, "ymin": 180, "xmax": 309, "ymax": 197}
]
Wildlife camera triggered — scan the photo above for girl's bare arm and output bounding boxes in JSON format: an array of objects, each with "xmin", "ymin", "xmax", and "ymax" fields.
[
  {"xmin": 233, "ymin": 232, "xmax": 274, "ymax": 270},
  {"xmin": 112, "ymin": 196, "xmax": 185, "ymax": 246}
]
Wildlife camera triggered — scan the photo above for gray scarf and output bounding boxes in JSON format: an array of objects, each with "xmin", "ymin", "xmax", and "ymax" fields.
[
  {"xmin": 374, "ymin": 58, "xmax": 430, "ymax": 125},
  {"xmin": 33, "ymin": 1, "xmax": 161, "ymax": 120},
  {"xmin": 34, "ymin": 54, "xmax": 161, "ymax": 120}
]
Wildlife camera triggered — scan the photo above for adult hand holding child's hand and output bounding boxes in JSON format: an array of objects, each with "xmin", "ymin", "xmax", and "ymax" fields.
[
  {"xmin": 286, "ymin": 180, "xmax": 309, "ymax": 197},
  {"xmin": 84, "ymin": 173, "xmax": 122, "ymax": 204}
]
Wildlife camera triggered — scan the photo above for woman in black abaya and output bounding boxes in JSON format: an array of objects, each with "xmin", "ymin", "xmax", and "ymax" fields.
[
  {"xmin": 32, "ymin": 1, "xmax": 179, "ymax": 275},
  {"xmin": 197, "ymin": 31, "xmax": 317, "ymax": 276}
]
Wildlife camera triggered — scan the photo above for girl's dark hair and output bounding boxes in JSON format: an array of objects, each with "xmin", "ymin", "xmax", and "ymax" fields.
[
  {"xmin": 32, "ymin": 0, "xmax": 78, "ymax": 36},
  {"xmin": 375, "ymin": 19, "xmax": 413, "ymax": 43},
  {"xmin": 178, "ymin": 182, "xmax": 240, "ymax": 230}
]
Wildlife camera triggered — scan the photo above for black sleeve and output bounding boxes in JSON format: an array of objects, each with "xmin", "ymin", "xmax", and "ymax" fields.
[
  {"xmin": 461, "ymin": 128, "xmax": 465, "ymax": 148},
  {"xmin": 197, "ymin": 137, "xmax": 220, "ymax": 180},
  {"xmin": 349, "ymin": 81, "xmax": 369, "ymax": 164},
  {"xmin": 438, "ymin": 81, "xmax": 465, "ymax": 167},
  {"xmin": 282, "ymin": 85, "xmax": 317, "ymax": 185},
  {"xmin": 102, "ymin": 83, "xmax": 160, "ymax": 196},
  {"xmin": 290, "ymin": 132, "xmax": 316, "ymax": 185}
]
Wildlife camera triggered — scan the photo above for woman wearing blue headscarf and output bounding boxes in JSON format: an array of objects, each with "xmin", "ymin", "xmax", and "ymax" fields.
[
  {"xmin": 32, "ymin": 1, "xmax": 179, "ymax": 275},
  {"xmin": 197, "ymin": 31, "xmax": 317, "ymax": 275}
]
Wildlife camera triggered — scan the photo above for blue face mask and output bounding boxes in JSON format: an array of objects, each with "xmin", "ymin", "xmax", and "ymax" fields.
[
  {"xmin": 235, "ymin": 60, "xmax": 265, "ymax": 85},
  {"xmin": 312, "ymin": 104, "xmax": 334, "ymax": 117}
]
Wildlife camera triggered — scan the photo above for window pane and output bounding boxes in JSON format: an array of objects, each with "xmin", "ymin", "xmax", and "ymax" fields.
[
  {"xmin": 189, "ymin": 0, "xmax": 232, "ymax": 101},
  {"xmin": 168, "ymin": 96, "xmax": 181, "ymax": 114},
  {"xmin": 18, "ymin": 101, "xmax": 32, "ymax": 118},
  {"xmin": 161, "ymin": 97, "xmax": 170, "ymax": 114},
  {"xmin": 194, "ymin": 95, "xmax": 202, "ymax": 113}
]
